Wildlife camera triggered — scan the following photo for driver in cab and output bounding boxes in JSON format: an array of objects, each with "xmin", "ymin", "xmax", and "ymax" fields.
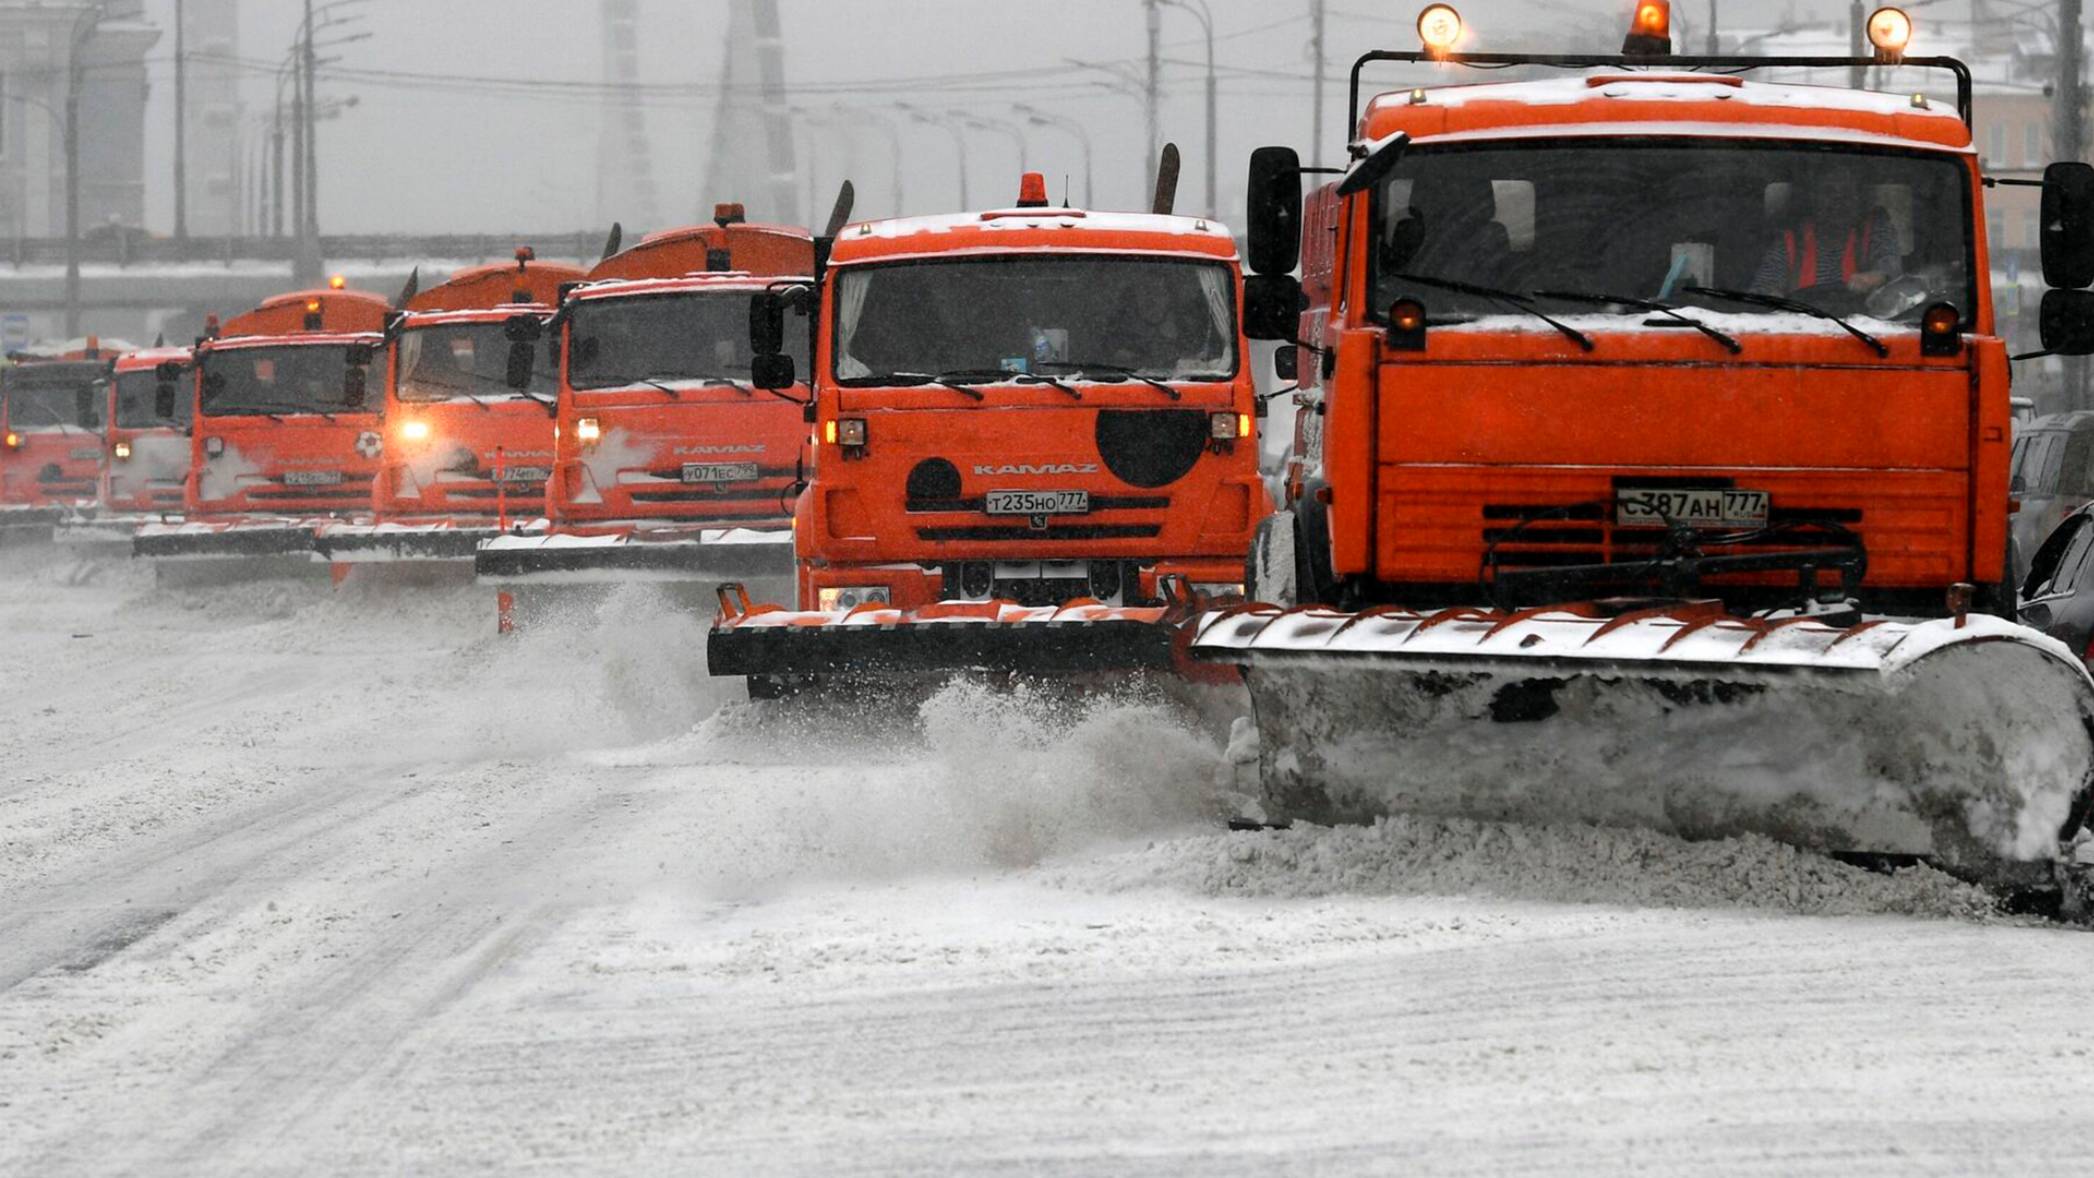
[{"xmin": 1750, "ymin": 163, "xmax": 1901, "ymax": 299}]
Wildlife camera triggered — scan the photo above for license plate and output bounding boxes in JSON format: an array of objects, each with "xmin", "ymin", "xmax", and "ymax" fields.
[
  {"xmin": 281, "ymin": 470, "xmax": 344, "ymax": 486},
  {"xmin": 682, "ymin": 462, "xmax": 759, "ymax": 483},
  {"xmin": 987, "ymin": 489, "xmax": 1090, "ymax": 516},
  {"xmin": 498, "ymin": 466, "xmax": 551, "ymax": 483},
  {"xmin": 1616, "ymin": 487, "xmax": 1769, "ymax": 528}
]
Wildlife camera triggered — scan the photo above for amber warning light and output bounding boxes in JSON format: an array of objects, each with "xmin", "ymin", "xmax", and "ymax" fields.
[
  {"xmin": 1867, "ymin": 7, "xmax": 1913, "ymax": 60},
  {"xmin": 1623, "ymin": 0, "xmax": 1671, "ymax": 55},
  {"xmin": 1416, "ymin": 5, "xmax": 1462, "ymax": 56}
]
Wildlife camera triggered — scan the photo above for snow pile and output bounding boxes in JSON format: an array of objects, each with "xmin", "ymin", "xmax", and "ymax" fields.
[{"xmin": 1069, "ymin": 815, "xmax": 2005, "ymax": 921}]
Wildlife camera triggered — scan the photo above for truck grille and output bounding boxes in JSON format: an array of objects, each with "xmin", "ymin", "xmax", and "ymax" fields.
[{"xmin": 1481, "ymin": 502, "xmax": 1864, "ymax": 569}]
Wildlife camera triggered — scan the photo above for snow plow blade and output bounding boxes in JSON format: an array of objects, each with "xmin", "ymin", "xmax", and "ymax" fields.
[
  {"xmin": 1, "ymin": 505, "xmax": 65, "ymax": 546},
  {"xmin": 1193, "ymin": 603, "xmax": 2094, "ymax": 892},
  {"xmin": 474, "ymin": 525, "xmax": 793, "ymax": 582},
  {"xmin": 313, "ymin": 521, "xmax": 495, "ymax": 562},
  {"xmin": 708, "ymin": 586, "xmax": 1186, "ymax": 681},
  {"xmin": 133, "ymin": 518, "xmax": 321, "ymax": 559}
]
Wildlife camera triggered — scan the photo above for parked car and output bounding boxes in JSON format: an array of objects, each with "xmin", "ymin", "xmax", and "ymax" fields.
[
  {"xmin": 2009, "ymin": 412, "xmax": 2094, "ymax": 584},
  {"xmin": 2017, "ymin": 500, "xmax": 2094, "ymax": 666}
]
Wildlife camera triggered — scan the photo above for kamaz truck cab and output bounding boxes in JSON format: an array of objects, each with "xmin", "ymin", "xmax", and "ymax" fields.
[
  {"xmin": 2, "ymin": 342, "xmax": 116, "ymax": 515},
  {"xmin": 708, "ymin": 172, "xmax": 1269, "ymax": 689},
  {"xmin": 134, "ymin": 283, "xmax": 392, "ymax": 563},
  {"xmin": 102, "ymin": 345, "xmax": 193, "ymax": 517},
  {"xmin": 474, "ymin": 204, "xmax": 814, "ymax": 591},
  {"xmin": 320, "ymin": 250, "xmax": 585, "ymax": 564}
]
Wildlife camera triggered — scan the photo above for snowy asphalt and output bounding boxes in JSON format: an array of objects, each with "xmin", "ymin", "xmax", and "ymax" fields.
[{"xmin": 2, "ymin": 547, "xmax": 2090, "ymax": 1174}]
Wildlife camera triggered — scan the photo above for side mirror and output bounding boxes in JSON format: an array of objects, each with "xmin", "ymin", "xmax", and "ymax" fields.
[
  {"xmin": 343, "ymin": 365, "xmax": 368, "ymax": 409},
  {"xmin": 1245, "ymin": 146, "xmax": 1303, "ymax": 276},
  {"xmin": 1272, "ymin": 346, "xmax": 1298, "ymax": 381},
  {"xmin": 2040, "ymin": 288, "xmax": 2094, "ymax": 356},
  {"xmin": 1334, "ymin": 132, "xmax": 1410, "ymax": 198},
  {"xmin": 1243, "ymin": 273, "xmax": 1304, "ymax": 342},
  {"xmin": 2043, "ymin": 162, "xmax": 2094, "ymax": 289},
  {"xmin": 505, "ymin": 340, "xmax": 536, "ymax": 390},
  {"xmin": 749, "ymin": 291, "xmax": 786, "ymax": 356},
  {"xmin": 503, "ymin": 314, "xmax": 543, "ymax": 343},
  {"xmin": 154, "ymin": 380, "xmax": 177, "ymax": 421},
  {"xmin": 752, "ymin": 352, "xmax": 796, "ymax": 391}
]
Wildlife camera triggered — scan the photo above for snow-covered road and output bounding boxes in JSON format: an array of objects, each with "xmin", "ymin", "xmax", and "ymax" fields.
[{"xmin": 3, "ymin": 548, "xmax": 2090, "ymax": 1174}]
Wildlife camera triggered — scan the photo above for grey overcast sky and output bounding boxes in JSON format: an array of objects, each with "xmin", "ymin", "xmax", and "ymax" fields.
[{"xmin": 136, "ymin": 1, "xmax": 1884, "ymax": 237}]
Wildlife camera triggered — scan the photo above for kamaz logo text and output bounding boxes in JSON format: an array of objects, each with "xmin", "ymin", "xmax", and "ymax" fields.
[
  {"xmin": 675, "ymin": 443, "xmax": 765, "ymax": 455},
  {"xmin": 971, "ymin": 463, "xmax": 1098, "ymax": 475}
]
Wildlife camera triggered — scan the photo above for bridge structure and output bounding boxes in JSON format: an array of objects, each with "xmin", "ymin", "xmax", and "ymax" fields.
[{"xmin": 0, "ymin": 232, "xmax": 606, "ymax": 345}]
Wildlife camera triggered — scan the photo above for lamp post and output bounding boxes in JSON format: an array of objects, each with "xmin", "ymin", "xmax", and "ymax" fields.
[
  {"xmin": 1160, "ymin": 0, "xmax": 1216, "ymax": 217},
  {"xmin": 953, "ymin": 110, "xmax": 1027, "ymax": 177},
  {"xmin": 63, "ymin": 6, "xmax": 102, "ymax": 339},
  {"xmin": 898, "ymin": 103, "xmax": 968, "ymax": 208},
  {"xmin": 1013, "ymin": 103, "xmax": 1093, "ymax": 209},
  {"xmin": 293, "ymin": 0, "xmax": 370, "ymax": 283}
]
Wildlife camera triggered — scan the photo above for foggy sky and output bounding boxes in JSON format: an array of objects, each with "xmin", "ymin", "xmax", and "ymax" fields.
[{"xmin": 136, "ymin": 0, "xmax": 1866, "ymax": 239}]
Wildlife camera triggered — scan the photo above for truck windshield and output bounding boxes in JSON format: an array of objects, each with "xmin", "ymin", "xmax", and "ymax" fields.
[
  {"xmin": 114, "ymin": 370, "xmax": 190, "ymax": 428},
  {"xmin": 568, "ymin": 291, "xmax": 808, "ymax": 391},
  {"xmin": 200, "ymin": 345, "xmax": 370, "ymax": 417},
  {"xmin": 396, "ymin": 323, "xmax": 554, "ymax": 402},
  {"xmin": 832, "ymin": 256, "xmax": 1238, "ymax": 382},
  {"xmin": 2, "ymin": 371, "xmax": 103, "ymax": 431},
  {"xmin": 1367, "ymin": 141, "xmax": 1974, "ymax": 325}
]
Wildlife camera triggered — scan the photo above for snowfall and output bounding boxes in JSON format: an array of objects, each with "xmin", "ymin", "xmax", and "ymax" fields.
[{"xmin": 4, "ymin": 544, "xmax": 2093, "ymax": 1175}]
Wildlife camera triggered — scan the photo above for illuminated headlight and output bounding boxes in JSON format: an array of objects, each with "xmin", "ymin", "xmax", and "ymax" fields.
[
  {"xmin": 400, "ymin": 420, "xmax": 430, "ymax": 442},
  {"xmin": 113, "ymin": 440, "xmax": 132, "ymax": 460},
  {"xmin": 575, "ymin": 417, "xmax": 601, "ymax": 444},
  {"xmin": 1209, "ymin": 411, "xmax": 1238, "ymax": 440},
  {"xmin": 3, "ymin": 431, "xmax": 19, "ymax": 450},
  {"xmin": 204, "ymin": 436, "xmax": 225, "ymax": 457},
  {"xmin": 834, "ymin": 417, "xmax": 868, "ymax": 447},
  {"xmin": 817, "ymin": 585, "xmax": 889, "ymax": 611}
]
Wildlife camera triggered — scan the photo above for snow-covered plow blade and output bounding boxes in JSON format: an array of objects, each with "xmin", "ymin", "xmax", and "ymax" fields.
[
  {"xmin": 708, "ymin": 586, "xmax": 1187, "ymax": 683},
  {"xmin": 133, "ymin": 518, "xmax": 322, "ymax": 559},
  {"xmin": 1, "ymin": 504, "xmax": 66, "ymax": 547},
  {"xmin": 1193, "ymin": 602, "xmax": 2094, "ymax": 893},
  {"xmin": 474, "ymin": 525, "xmax": 794, "ymax": 582},
  {"xmin": 312, "ymin": 521, "xmax": 496, "ymax": 563}
]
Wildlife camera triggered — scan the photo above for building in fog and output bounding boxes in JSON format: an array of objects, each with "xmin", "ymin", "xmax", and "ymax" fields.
[
  {"xmin": 0, "ymin": 1, "xmax": 162, "ymax": 239},
  {"xmin": 177, "ymin": 0, "xmax": 241, "ymax": 237}
]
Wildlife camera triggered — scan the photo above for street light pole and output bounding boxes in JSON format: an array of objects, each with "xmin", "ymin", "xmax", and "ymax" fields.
[
  {"xmin": 1162, "ymin": 0, "xmax": 1216, "ymax": 218},
  {"xmin": 63, "ymin": 7, "xmax": 101, "ymax": 340},
  {"xmin": 173, "ymin": 0, "xmax": 187, "ymax": 243},
  {"xmin": 297, "ymin": 0, "xmax": 321, "ymax": 283},
  {"xmin": 1014, "ymin": 104, "xmax": 1094, "ymax": 209},
  {"xmin": 1145, "ymin": 0, "xmax": 1161, "ymax": 193},
  {"xmin": 900, "ymin": 104, "xmax": 968, "ymax": 208}
]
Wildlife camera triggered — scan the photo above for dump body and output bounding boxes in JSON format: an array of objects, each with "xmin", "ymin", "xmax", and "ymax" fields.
[
  {"xmin": 102, "ymin": 346, "xmax": 193, "ymax": 516},
  {"xmin": 1279, "ymin": 74, "xmax": 2007, "ymax": 614},
  {"xmin": 794, "ymin": 208, "xmax": 1267, "ymax": 613},
  {"xmin": 370, "ymin": 258, "xmax": 583, "ymax": 530},
  {"xmin": 2, "ymin": 354, "xmax": 113, "ymax": 509}
]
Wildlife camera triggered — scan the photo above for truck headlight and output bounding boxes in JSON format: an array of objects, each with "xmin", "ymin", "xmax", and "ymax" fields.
[
  {"xmin": 400, "ymin": 420, "xmax": 430, "ymax": 442},
  {"xmin": 113, "ymin": 440, "xmax": 132, "ymax": 460},
  {"xmin": 817, "ymin": 585, "xmax": 888, "ymax": 611},
  {"xmin": 575, "ymin": 417, "xmax": 601, "ymax": 445},
  {"xmin": 204, "ymin": 436, "xmax": 224, "ymax": 457}
]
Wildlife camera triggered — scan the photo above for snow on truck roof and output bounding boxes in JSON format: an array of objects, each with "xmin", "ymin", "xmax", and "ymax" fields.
[
  {"xmin": 1362, "ymin": 71, "xmax": 1971, "ymax": 152},
  {"xmin": 828, "ymin": 208, "xmax": 1241, "ymax": 266},
  {"xmin": 567, "ymin": 271, "xmax": 809, "ymax": 303}
]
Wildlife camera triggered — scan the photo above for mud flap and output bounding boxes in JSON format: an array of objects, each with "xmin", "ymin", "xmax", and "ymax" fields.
[{"xmin": 1193, "ymin": 604, "xmax": 2094, "ymax": 892}]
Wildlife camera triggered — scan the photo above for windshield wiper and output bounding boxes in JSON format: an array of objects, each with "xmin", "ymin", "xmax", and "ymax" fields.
[
  {"xmin": 408, "ymin": 377, "xmax": 494, "ymax": 411},
  {"xmin": 215, "ymin": 401, "xmax": 334, "ymax": 422},
  {"xmin": 1531, "ymin": 290, "xmax": 1741, "ymax": 355},
  {"xmin": 1036, "ymin": 360, "xmax": 1181, "ymax": 400},
  {"xmin": 1390, "ymin": 272, "xmax": 1594, "ymax": 352},
  {"xmin": 835, "ymin": 371, "xmax": 985, "ymax": 400},
  {"xmin": 1683, "ymin": 286, "xmax": 1888, "ymax": 357},
  {"xmin": 1013, "ymin": 373, "xmax": 1083, "ymax": 399}
]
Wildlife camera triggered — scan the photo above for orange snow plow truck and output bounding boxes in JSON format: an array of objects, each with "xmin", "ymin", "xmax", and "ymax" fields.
[
  {"xmin": 1, "ymin": 341, "xmax": 117, "ymax": 540},
  {"xmin": 472, "ymin": 203, "xmax": 821, "ymax": 591},
  {"xmin": 98, "ymin": 344, "xmax": 194, "ymax": 520},
  {"xmin": 311, "ymin": 249, "xmax": 585, "ymax": 563},
  {"xmin": 708, "ymin": 168, "xmax": 1269, "ymax": 691},
  {"xmin": 1192, "ymin": 2, "xmax": 2094, "ymax": 909},
  {"xmin": 133, "ymin": 283, "xmax": 390, "ymax": 562}
]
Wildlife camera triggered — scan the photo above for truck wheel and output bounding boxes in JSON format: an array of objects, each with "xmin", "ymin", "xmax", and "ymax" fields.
[{"xmin": 1245, "ymin": 514, "xmax": 1298, "ymax": 606}]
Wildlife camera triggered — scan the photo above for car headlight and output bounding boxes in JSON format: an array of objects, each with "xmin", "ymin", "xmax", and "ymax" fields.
[
  {"xmin": 817, "ymin": 585, "xmax": 889, "ymax": 612},
  {"xmin": 113, "ymin": 440, "xmax": 132, "ymax": 460}
]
